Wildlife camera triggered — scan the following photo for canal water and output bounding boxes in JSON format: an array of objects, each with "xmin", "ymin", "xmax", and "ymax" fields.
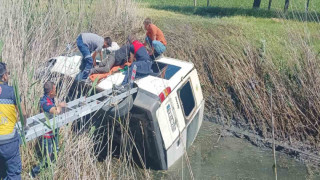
[{"xmin": 152, "ymin": 121, "xmax": 319, "ymax": 180}]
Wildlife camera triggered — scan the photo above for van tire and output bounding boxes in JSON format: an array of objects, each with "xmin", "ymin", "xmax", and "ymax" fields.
[{"xmin": 107, "ymin": 95, "xmax": 134, "ymax": 118}]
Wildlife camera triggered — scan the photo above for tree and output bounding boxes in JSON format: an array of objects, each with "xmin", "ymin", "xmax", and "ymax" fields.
[
  {"xmin": 268, "ymin": 0, "xmax": 272, "ymax": 10},
  {"xmin": 284, "ymin": 0, "xmax": 290, "ymax": 13},
  {"xmin": 207, "ymin": 0, "xmax": 210, "ymax": 7},
  {"xmin": 253, "ymin": 0, "xmax": 261, "ymax": 9},
  {"xmin": 194, "ymin": 0, "xmax": 197, "ymax": 7}
]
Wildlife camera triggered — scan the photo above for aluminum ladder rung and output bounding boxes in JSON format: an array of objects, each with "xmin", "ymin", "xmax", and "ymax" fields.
[{"xmin": 17, "ymin": 88, "xmax": 138, "ymax": 142}]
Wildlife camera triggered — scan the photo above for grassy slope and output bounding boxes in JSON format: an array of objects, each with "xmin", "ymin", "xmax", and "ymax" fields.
[
  {"xmin": 141, "ymin": 7, "xmax": 320, "ymax": 71},
  {"xmin": 140, "ymin": 0, "xmax": 320, "ymax": 12},
  {"xmin": 140, "ymin": 2, "xmax": 320, "ymax": 153}
]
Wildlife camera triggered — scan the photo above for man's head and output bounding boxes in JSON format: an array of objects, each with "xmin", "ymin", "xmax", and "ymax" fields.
[
  {"xmin": 0, "ymin": 62, "xmax": 9, "ymax": 82},
  {"xmin": 44, "ymin": 81, "xmax": 56, "ymax": 98},
  {"xmin": 127, "ymin": 34, "xmax": 137, "ymax": 44},
  {"xmin": 143, "ymin": 18, "xmax": 152, "ymax": 30},
  {"xmin": 104, "ymin": 37, "xmax": 112, "ymax": 48}
]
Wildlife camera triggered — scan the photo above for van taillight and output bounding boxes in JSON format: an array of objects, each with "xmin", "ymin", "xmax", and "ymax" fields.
[{"xmin": 159, "ymin": 87, "xmax": 172, "ymax": 102}]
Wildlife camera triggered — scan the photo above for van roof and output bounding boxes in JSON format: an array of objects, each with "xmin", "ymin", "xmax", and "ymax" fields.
[{"xmin": 136, "ymin": 57, "xmax": 194, "ymax": 96}]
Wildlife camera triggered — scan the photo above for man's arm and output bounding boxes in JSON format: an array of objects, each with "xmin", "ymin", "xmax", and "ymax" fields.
[
  {"xmin": 49, "ymin": 102, "xmax": 67, "ymax": 115},
  {"xmin": 92, "ymin": 51, "xmax": 97, "ymax": 66},
  {"xmin": 100, "ymin": 51, "xmax": 103, "ymax": 62},
  {"xmin": 128, "ymin": 52, "xmax": 134, "ymax": 63}
]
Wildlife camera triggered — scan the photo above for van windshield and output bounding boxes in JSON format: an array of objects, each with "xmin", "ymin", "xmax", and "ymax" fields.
[{"xmin": 151, "ymin": 62, "xmax": 181, "ymax": 80}]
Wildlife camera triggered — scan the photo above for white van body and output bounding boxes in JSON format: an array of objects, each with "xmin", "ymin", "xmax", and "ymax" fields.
[{"xmin": 46, "ymin": 55, "xmax": 205, "ymax": 169}]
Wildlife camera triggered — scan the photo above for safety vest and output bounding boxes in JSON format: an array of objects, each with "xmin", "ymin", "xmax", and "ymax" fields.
[
  {"xmin": 132, "ymin": 40, "xmax": 144, "ymax": 56},
  {"xmin": 0, "ymin": 82, "xmax": 17, "ymax": 137}
]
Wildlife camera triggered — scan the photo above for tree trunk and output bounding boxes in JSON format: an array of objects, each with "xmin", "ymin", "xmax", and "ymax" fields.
[
  {"xmin": 253, "ymin": 0, "xmax": 261, "ymax": 9},
  {"xmin": 268, "ymin": 0, "xmax": 272, "ymax": 10},
  {"xmin": 284, "ymin": 0, "xmax": 290, "ymax": 13},
  {"xmin": 306, "ymin": 0, "xmax": 310, "ymax": 12},
  {"xmin": 194, "ymin": 0, "xmax": 197, "ymax": 7},
  {"xmin": 207, "ymin": 0, "xmax": 210, "ymax": 7}
]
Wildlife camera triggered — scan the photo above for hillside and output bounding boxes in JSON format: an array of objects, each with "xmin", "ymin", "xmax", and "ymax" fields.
[{"xmin": 140, "ymin": 2, "xmax": 320, "ymax": 162}]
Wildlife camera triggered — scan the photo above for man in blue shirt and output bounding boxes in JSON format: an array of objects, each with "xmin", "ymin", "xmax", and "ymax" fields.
[
  {"xmin": 30, "ymin": 81, "xmax": 66, "ymax": 178},
  {"xmin": 0, "ymin": 62, "xmax": 27, "ymax": 180}
]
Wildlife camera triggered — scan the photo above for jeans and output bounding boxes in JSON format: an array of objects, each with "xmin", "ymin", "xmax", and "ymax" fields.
[
  {"xmin": 121, "ymin": 60, "xmax": 153, "ymax": 85},
  {"xmin": 76, "ymin": 35, "xmax": 93, "ymax": 80},
  {"xmin": 0, "ymin": 133, "xmax": 21, "ymax": 180},
  {"xmin": 145, "ymin": 37, "xmax": 166, "ymax": 60},
  {"xmin": 31, "ymin": 136, "xmax": 59, "ymax": 177}
]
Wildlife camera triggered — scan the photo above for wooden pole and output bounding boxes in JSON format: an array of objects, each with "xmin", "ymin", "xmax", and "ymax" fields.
[
  {"xmin": 268, "ymin": 0, "xmax": 272, "ymax": 10},
  {"xmin": 306, "ymin": 0, "xmax": 310, "ymax": 12},
  {"xmin": 284, "ymin": 0, "xmax": 290, "ymax": 13},
  {"xmin": 271, "ymin": 91, "xmax": 278, "ymax": 180},
  {"xmin": 253, "ymin": 0, "xmax": 262, "ymax": 8}
]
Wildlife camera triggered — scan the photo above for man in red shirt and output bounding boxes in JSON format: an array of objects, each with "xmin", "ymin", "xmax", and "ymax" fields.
[{"xmin": 143, "ymin": 18, "xmax": 167, "ymax": 60}]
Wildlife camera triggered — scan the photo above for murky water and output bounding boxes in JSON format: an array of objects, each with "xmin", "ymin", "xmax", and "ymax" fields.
[{"xmin": 152, "ymin": 121, "xmax": 319, "ymax": 180}]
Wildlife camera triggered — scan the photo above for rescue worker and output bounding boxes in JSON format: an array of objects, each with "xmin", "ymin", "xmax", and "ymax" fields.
[
  {"xmin": 119, "ymin": 34, "xmax": 153, "ymax": 88},
  {"xmin": 76, "ymin": 33, "xmax": 110, "ymax": 80},
  {"xmin": 105, "ymin": 37, "xmax": 120, "ymax": 54},
  {"xmin": 0, "ymin": 62, "xmax": 27, "ymax": 180},
  {"xmin": 90, "ymin": 43, "xmax": 130, "ymax": 74},
  {"xmin": 143, "ymin": 18, "xmax": 167, "ymax": 60},
  {"xmin": 30, "ymin": 81, "xmax": 66, "ymax": 178}
]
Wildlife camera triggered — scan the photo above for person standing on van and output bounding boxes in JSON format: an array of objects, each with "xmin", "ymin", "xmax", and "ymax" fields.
[
  {"xmin": 0, "ymin": 62, "xmax": 27, "ymax": 180},
  {"xmin": 143, "ymin": 18, "xmax": 167, "ymax": 60},
  {"xmin": 30, "ymin": 81, "xmax": 66, "ymax": 178},
  {"xmin": 120, "ymin": 35, "xmax": 153, "ymax": 87},
  {"xmin": 76, "ymin": 33, "xmax": 110, "ymax": 80}
]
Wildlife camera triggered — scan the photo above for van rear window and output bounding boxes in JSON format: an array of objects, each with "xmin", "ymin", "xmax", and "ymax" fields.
[
  {"xmin": 151, "ymin": 62, "xmax": 181, "ymax": 80},
  {"xmin": 179, "ymin": 80, "xmax": 195, "ymax": 117}
]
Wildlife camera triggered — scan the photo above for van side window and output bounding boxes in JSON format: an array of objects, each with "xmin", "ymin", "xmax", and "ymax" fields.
[{"xmin": 179, "ymin": 80, "xmax": 195, "ymax": 117}]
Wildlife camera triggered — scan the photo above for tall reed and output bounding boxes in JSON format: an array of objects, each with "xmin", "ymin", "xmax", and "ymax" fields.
[{"xmin": 0, "ymin": 0, "xmax": 148, "ymax": 179}]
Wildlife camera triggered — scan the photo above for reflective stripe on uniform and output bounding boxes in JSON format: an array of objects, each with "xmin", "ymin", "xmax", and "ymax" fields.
[{"xmin": 0, "ymin": 101, "xmax": 17, "ymax": 135}]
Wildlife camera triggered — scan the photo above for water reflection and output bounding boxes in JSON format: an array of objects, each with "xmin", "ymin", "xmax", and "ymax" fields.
[{"xmin": 153, "ymin": 121, "xmax": 317, "ymax": 180}]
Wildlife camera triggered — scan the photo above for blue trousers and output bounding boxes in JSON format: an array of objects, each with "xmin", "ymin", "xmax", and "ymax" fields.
[
  {"xmin": 76, "ymin": 35, "xmax": 93, "ymax": 80},
  {"xmin": 31, "ymin": 136, "xmax": 59, "ymax": 176},
  {"xmin": 145, "ymin": 37, "xmax": 166, "ymax": 60},
  {"xmin": 122, "ymin": 61, "xmax": 153, "ymax": 85},
  {"xmin": 0, "ymin": 134, "xmax": 22, "ymax": 180}
]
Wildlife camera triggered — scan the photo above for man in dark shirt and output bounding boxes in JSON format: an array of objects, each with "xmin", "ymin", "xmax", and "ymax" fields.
[
  {"xmin": 30, "ymin": 81, "xmax": 66, "ymax": 178},
  {"xmin": 120, "ymin": 34, "xmax": 153, "ymax": 86},
  {"xmin": 90, "ymin": 44, "xmax": 131, "ymax": 74}
]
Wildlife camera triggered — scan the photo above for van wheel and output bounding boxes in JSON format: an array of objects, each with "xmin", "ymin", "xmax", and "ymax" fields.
[{"xmin": 107, "ymin": 95, "xmax": 134, "ymax": 118}]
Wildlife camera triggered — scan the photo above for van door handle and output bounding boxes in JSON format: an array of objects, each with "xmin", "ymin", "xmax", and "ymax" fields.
[{"xmin": 175, "ymin": 97, "xmax": 180, "ymax": 109}]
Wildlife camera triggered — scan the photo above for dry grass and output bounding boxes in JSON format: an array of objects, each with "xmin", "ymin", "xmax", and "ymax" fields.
[
  {"xmin": 143, "ymin": 8, "xmax": 320, "ymax": 157},
  {"xmin": 0, "ymin": 0, "xmax": 150, "ymax": 179}
]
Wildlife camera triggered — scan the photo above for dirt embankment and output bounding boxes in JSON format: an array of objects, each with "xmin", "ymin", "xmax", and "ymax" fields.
[{"xmin": 154, "ymin": 16, "xmax": 320, "ymax": 166}]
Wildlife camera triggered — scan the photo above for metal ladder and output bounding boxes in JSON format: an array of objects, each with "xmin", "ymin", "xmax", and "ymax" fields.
[{"xmin": 18, "ymin": 87, "xmax": 138, "ymax": 142}]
